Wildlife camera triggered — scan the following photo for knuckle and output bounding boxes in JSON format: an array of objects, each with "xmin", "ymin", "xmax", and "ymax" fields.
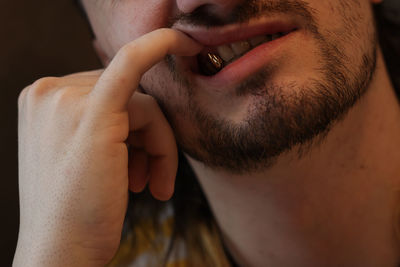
[
  {"xmin": 52, "ymin": 87, "xmax": 77, "ymax": 107},
  {"xmin": 31, "ymin": 77, "xmax": 58, "ymax": 90},
  {"xmin": 28, "ymin": 77, "xmax": 59, "ymax": 99}
]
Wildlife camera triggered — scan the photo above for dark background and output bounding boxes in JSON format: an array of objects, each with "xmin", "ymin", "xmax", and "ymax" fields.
[{"xmin": 0, "ymin": 1, "xmax": 100, "ymax": 265}]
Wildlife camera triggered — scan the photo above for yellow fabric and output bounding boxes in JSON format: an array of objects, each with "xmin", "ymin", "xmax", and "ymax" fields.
[
  {"xmin": 165, "ymin": 260, "xmax": 188, "ymax": 267},
  {"xmin": 108, "ymin": 211, "xmax": 188, "ymax": 267},
  {"xmin": 108, "ymin": 205, "xmax": 231, "ymax": 266}
]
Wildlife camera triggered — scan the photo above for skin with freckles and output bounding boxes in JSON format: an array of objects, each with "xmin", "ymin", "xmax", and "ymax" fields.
[{"xmin": 14, "ymin": 0, "xmax": 400, "ymax": 266}]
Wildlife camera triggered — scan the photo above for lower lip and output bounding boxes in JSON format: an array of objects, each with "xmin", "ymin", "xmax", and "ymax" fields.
[{"xmin": 193, "ymin": 30, "xmax": 299, "ymax": 89}]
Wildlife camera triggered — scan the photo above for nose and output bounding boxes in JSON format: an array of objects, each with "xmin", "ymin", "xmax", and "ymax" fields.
[{"xmin": 176, "ymin": 0, "xmax": 244, "ymax": 14}]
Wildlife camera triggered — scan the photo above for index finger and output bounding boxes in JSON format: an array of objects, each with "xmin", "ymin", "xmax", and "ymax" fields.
[{"xmin": 90, "ymin": 28, "xmax": 202, "ymax": 112}]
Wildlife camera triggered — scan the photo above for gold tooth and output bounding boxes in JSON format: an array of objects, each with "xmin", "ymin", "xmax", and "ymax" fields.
[{"xmin": 207, "ymin": 53, "xmax": 223, "ymax": 70}]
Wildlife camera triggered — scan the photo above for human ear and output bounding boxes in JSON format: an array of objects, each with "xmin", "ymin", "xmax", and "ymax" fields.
[{"xmin": 92, "ymin": 39, "xmax": 111, "ymax": 67}]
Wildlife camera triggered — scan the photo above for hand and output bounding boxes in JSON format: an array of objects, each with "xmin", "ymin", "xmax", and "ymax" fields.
[{"xmin": 13, "ymin": 29, "xmax": 202, "ymax": 267}]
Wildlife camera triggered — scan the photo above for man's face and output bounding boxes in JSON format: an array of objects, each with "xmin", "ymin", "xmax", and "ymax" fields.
[{"xmin": 83, "ymin": 0, "xmax": 378, "ymax": 172}]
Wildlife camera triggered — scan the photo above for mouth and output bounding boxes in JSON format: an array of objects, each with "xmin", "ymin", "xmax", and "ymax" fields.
[
  {"xmin": 175, "ymin": 19, "xmax": 299, "ymax": 79},
  {"xmin": 173, "ymin": 19, "xmax": 302, "ymax": 92},
  {"xmin": 197, "ymin": 30, "xmax": 296, "ymax": 76}
]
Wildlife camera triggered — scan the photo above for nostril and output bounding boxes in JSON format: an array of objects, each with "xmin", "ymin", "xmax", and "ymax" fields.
[
  {"xmin": 176, "ymin": 0, "xmax": 211, "ymax": 14},
  {"xmin": 176, "ymin": 0, "xmax": 240, "ymax": 18}
]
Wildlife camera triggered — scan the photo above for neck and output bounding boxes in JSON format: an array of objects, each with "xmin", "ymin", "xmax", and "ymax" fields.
[{"xmin": 187, "ymin": 51, "xmax": 400, "ymax": 267}]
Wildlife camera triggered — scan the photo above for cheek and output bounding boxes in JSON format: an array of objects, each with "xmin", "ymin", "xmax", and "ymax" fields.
[
  {"xmin": 308, "ymin": 0, "xmax": 375, "ymax": 59},
  {"xmin": 107, "ymin": 1, "xmax": 174, "ymax": 54},
  {"xmin": 316, "ymin": 0, "xmax": 373, "ymax": 38},
  {"xmin": 307, "ymin": 0, "xmax": 370, "ymax": 33}
]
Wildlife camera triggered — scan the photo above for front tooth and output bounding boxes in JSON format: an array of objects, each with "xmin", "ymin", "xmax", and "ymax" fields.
[
  {"xmin": 217, "ymin": 45, "xmax": 235, "ymax": 62},
  {"xmin": 231, "ymin": 41, "xmax": 251, "ymax": 56},
  {"xmin": 250, "ymin": 35, "xmax": 268, "ymax": 46}
]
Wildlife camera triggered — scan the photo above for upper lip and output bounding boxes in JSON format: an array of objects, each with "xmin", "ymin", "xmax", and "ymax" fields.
[{"xmin": 173, "ymin": 18, "xmax": 300, "ymax": 47}]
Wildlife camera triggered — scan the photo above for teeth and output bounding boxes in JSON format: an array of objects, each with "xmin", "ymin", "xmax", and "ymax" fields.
[
  {"xmin": 249, "ymin": 35, "xmax": 268, "ymax": 46},
  {"xmin": 231, "ymin": 40, "xmax": 251, "ymax": 56},
  {"xmin": 200, "ymin": 31, "xmax": 292, "ymax": 76},
  {"xmin": 217, "ymin": 45, "xmax": 235, "ymax": 62},
  {"xmin": 223, "ymin": 33, "xmax": 285, "ymax": 62}
]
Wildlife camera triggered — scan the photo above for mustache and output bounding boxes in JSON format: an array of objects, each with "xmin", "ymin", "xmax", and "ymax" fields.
[{"xmin": 169, "ymin": 0, "xmax": 317, "ymax": 29}]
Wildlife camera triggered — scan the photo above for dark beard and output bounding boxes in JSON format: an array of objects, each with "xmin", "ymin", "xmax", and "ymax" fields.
[{"xmin": 160, "ymin": 0, "xmax": 378, "ymax": 173}]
